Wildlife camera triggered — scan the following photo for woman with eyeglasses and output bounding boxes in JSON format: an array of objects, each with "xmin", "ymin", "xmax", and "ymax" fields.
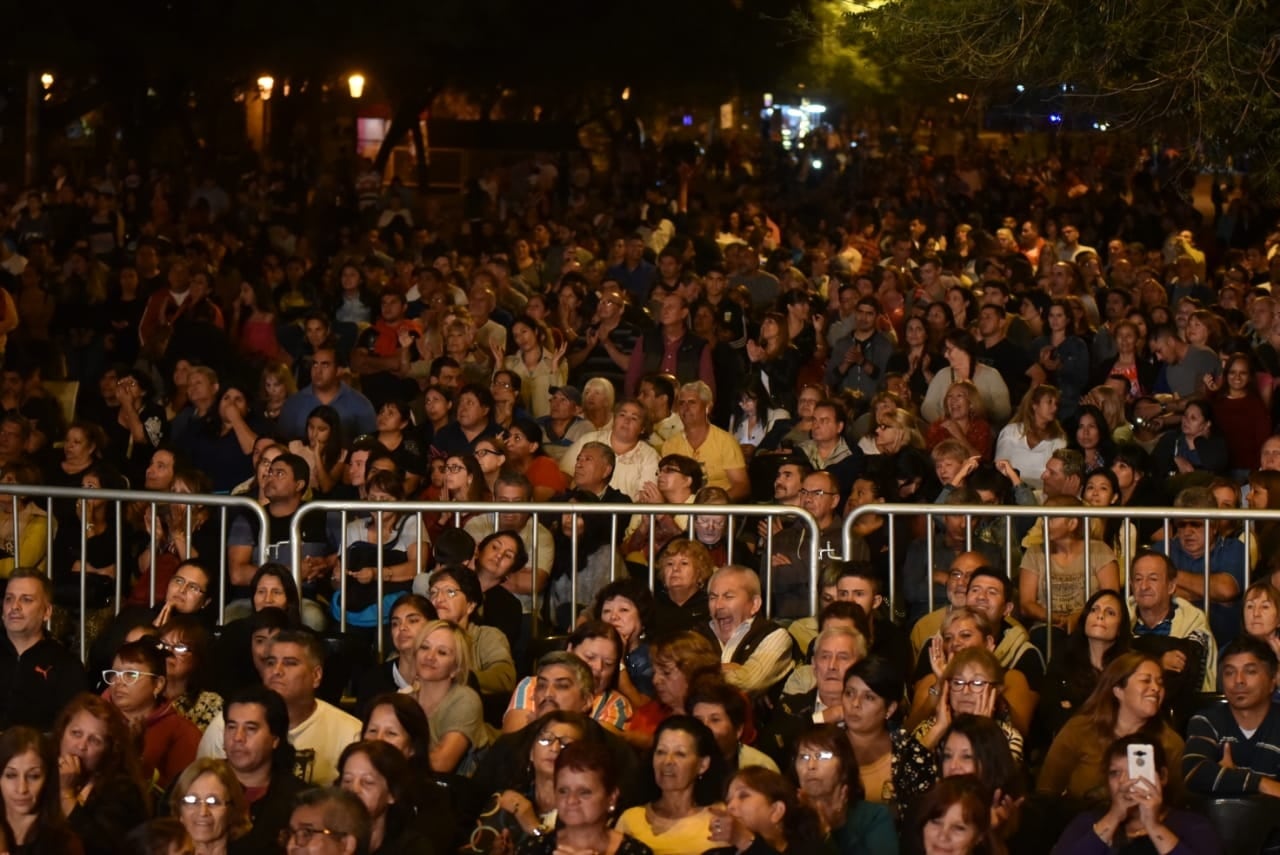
[
  {"xmin": 488, "ymin": 369, "xmax": 524, "ymax": 432},
  {"xmin": 615, "ymin": 716, "xmax": 723, "ymax": 855},
  {"xmin": 472, "ymin": 436, "xmax": 507, "ymax": 497},
  {"xmin": 170, "ymin": 758, "xmax": 251, "ymax": 855},
  {"xmin": 54, "ymin": 693, "xmax": 148, "ymax": 855},
  {"xmin": 789, "ymin": 722, "xmax": 896, "ymax": 854},
  {"xmin": 625, "ymin": 454, "xmax": 702, "ymax": 563},
  {"xmin": 104, "ymin": 638, "xmax": 200, "ymax": 790},
  {"xmin": 337, "ymin": 741, "xmax": 430, "ymax": 854},
  {"xmin": 470, "ymin": 711, "xmax": 595, "ymax": 853},
  {"xmin": 158, "ymin": 614, "xmax": 222, "ymax": 731},
  {"xmin": 901, "ymin": 648, "xmax": 1023, "ymax": 796},
  {"xmin": 424, "ymin": 566, "xmax": 515, "ymax": 696},
  {"xmin": 429, "ymin": 453, "xmax": 489, "ymax": 541},
  {"xmin": 0, "ymin": 726, "xmax": 82, "ymax": 854},
  {"xmin": 130, "ymin": 469, "xmax": 221, "ymax": 610}
]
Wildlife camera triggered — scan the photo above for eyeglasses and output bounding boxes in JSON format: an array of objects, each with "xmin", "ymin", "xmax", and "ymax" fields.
[
  {"xmin": 797, "ymin": 750, "xmax": 836, "ymax": 763},
  {"xmin": 491, "ymin": 381, "xmax": 513, "ymax": 389},
  {"xmin": 475, "ymin": 449, "xmax": 504, "ymax": 458},
  {"xmin": 158, "ymin": 640, "xmax": 191, "ymax": 655},
  {"xmin": 445, "ymin": 464, "xmax": 466, "ymax": 474},
  {"xmin": 798, "ymin": 488, "xmax": 836, "ymax": 498},
  {"xmin": 279, "ymin": 826, "xmax": 347, "ymax": 847},
  {"xmin": 536, "ymin": 733, "xmax": 575, "ymax": 750},
  {"xmin": 947, "ymin": 678, "xmax": 1001, "ymax": 692},
  {"xmin": 179, "ymin": 794, "xmax": 227, "ymax": 809},
  {"xmin": 658, "ymin": 466, "xmax": 687, "ymax": 475},
  {"xmin": 170, "ymin": 575, "xmax": 206, "ymax": 595},
  {"xmin": 103, "ymin": 669, "xmax": 160, "ymax": 686},
  {"xmin": 427, "ymin": 587, "xmax": 462, "ymax": 600}
]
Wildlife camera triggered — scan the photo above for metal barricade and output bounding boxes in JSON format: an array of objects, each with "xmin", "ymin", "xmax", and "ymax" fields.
[
  {"xmin": 843, "ymin": 502, "xmax": 1269, "ymax": 660},
  {"xmin": 0, "ymin": 484, "xmax": 269, "ymax": 662},
  {"xmin": 291, "ymin": 500, "xmax": 823, "ymax": 659}
]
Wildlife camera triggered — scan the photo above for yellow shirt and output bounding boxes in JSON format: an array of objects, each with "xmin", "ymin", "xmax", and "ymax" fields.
[
  {"xmin": 661, "ymin": 426, "xmax": 745, "ymax": 493},
  {"xmin": 615, "ymin": 806, "xmax": 714, "ymax": 855}
]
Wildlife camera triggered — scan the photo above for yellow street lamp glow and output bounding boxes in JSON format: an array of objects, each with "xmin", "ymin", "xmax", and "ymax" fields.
[
  {"xmin": 257, "ymin": 75, "xmax": 275, "ymax": 100},
  {"xmin": 621, "ymin": 87, "xmax": 631, "ymax": 101},
  {"xmin": 348, "ymin": 74, "xmax": 366, "ymax": 99},
  {"xmin": 40, "ymin": 73, "xmax": 54, "ymax": 90}
]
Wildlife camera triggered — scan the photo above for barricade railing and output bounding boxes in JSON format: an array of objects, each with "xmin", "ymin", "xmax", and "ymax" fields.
[
  {"xmin": 843, "ymin": 502, "xmax": 1275, "ymax": 659},
  {"xmin": 291, "ymin": 500, "xmax": 823, "ymax": 659},
  {"xmin": 0, "ymin": 484, "xmax": 269, "ymax": 662}
]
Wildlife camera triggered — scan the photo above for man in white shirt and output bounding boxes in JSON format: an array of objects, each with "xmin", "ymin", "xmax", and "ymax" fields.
[{"xmin": 198, "ymin": 631, "xmax": 361, "ymax": 785}]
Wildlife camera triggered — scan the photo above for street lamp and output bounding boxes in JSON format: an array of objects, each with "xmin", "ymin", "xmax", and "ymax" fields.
[
  {"xmin": 40, "ymin": 73, "xmax": 53, "ymax": 90},
  {"xmin": 348, "ymin": 73, "xmax": 366, "ymax": 99},
  {"xmin": 257, "ymin": 75, "xmax": 275, "ymax": 101}
]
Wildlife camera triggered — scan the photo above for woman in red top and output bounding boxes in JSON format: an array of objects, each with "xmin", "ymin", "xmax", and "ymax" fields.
[
  {"xmin": 103, "ymin": 639, "xmax": 200, "ymax": 790},
  {"xmin": 231, "ymin": 280, "xmax": 283, "ymax": 361},
  {"xmin": 1208, "ymin": 352, "xmax": 1273, "ymax": 479},
  {"xmin": 503, "ymin": 417, "xmax": 568, "ymax": 502},
  {"xmin": 925, "ymin": 380, "xmax": 992, "ymax": 460}
]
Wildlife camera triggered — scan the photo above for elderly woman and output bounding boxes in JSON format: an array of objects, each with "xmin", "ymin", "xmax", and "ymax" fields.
[
  {"xmin": 582, "ymin": 377, "xmax": 616, "ymax": 431},
  {"xmin": 1038, "ymin": 652, "xmax": 1184, "ymax": 803},
  {"xmin": 403, "ymin": 619, "xmax": 493, "ymax": 775},
  {"xmin": 424, "ymin": 566, "xmax": 515, "ymax": 696},
  {"xmin": 514, "ymin": 742, "xmax": 653, "ymax": 855},
  {"xmin": 653, "ymin": 539, "xmax": 715, "ymax": 636},
  {"xmin": 616, "ymin": 716, "xmax": 723, "ymax": 855},
  {"xmin": 625, "ymin": 454, "xmax": 701, "ymax": 563},
  {"xmin": 171, "ymin": 758, "xmax": 252, "ymax": 855},
  {"xmin": 596, "ymin": 578, "xmax": 657, "ymax": 708},
  {"xmin": 104, "ymin": 638, "xmax": 200, "ymax": 789},
  {"xmin": 790, "ymin": 722, "xmax": 897, "ymax": 853}
]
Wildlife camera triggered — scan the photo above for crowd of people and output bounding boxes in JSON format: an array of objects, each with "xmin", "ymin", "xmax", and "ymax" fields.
[{"xmin": 0, "ymin": 126, "xmax": 1276, "ymax": 854}]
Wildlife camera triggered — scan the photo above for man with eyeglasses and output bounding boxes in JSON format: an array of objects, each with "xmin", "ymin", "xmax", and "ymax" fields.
[
  {"xmin": 900, "ymin": 488, "xmax": 1001, "ymax": 629},
  {"xmin": 908, "ymin": 551, "xmax": 990, "ymax": 661},
  {"xmin": 769, "ymin": 471, "xmax": 865, "ymax": 620},
  {"xmin": 200, "ymin": 630, "xmax": 361, "ymax": 786},
  {"xmin": 282, "ymin": 787, "xmax": 369, "ymax": 855},
  {"xmin": 0, "ymin": 567, "xmax": 86, "ymax": 730}
]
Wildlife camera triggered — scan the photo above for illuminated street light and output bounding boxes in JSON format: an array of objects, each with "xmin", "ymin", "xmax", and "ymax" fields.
[
  {"xmin": 40, "ymin": 73, "xmax": 54, "ymax": 90},
  {"xmin": 348, "ymin": 73, "xmax": 366, "ymax": 99},
  {"xmin": 621, "ymin": 87, "xmax": 631, "ymax": 101},
  {"xmin": 257, "ymin": 75, "xmax": 275, "ymax": 100}
]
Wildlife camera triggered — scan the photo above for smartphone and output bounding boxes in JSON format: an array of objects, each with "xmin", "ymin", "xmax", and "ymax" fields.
[{"xmin": 1127, "ymin": 743, "xmax": 1157, "ymax": 785}]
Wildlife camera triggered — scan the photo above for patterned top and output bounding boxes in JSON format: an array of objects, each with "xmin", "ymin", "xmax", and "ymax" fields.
[{"xmin": 172, "ymin": 691, "xmax": 223, "ymax": 732}]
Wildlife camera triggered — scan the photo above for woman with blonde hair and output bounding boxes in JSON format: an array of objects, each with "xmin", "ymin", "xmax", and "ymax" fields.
[
  {"xmin": 925, "ymin": 380, "xmax": 992, "ymax": 459},
  {"xmin": 257, "ymin": 360, "xmax": 296, "ymax": 431},
  {"xmin": 404, "ymin": 619, "xmax": 493, "ymax": 775},
  {"xmin": 1018, "ymin": 495, "xmax": 1120, "ymax": 632},
  {"xmin": 995, "ymin": 385, "xmax": 1067, "ymax": 491},
  {"xmin": 1083, "ymin": 384, "xmax": 1134, "ymax": 443}
]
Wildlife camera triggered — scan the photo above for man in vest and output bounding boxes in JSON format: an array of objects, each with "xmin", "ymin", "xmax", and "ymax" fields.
[
  {"xmin": 697, "ymin": 566, "xmax": 796, "ymax": 697},
  {"xmin": 623, "ymin": 293, "xmax": 715, "ymax": 397}
]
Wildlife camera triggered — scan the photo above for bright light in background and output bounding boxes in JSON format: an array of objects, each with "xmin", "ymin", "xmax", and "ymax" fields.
[
  {"xmin": 1049, "ymin": 113, "xmax": 1063, "ymax": 124},
  {"xmin": 40, "ymin": 73, "xmax": 54, "ymax": 90},
  {"xmin": 621, "ymin": 87, "xmax": 631, "ymax": 101},
  {"xmin": 257, "ymin": 75, "xmax": 275, "ymax": 100},
  {"xmin": 954, "ymin": 92, "xmax": 969, "ymax": 101},
  {"xmin": 1093, "ymin": 121, "xmax": 1110, "ymax": 131},
  {"xmin": 1016, "ymin": 84, "xmax": 1025, "ymax": 93},
  {"xmin": 763, "ymin": 92, "xmax": 773, "ymax": 107},
  {"xmin": 347, "ymin": 73, "xmax": 366, "ymax": 99},
  {"xmin": 801, "ymin": 102, "xmax": 827, "ymax": 114},
  {"xmin": 812, "ymin": 159, "xmax": 823, "ymax": 170}
]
